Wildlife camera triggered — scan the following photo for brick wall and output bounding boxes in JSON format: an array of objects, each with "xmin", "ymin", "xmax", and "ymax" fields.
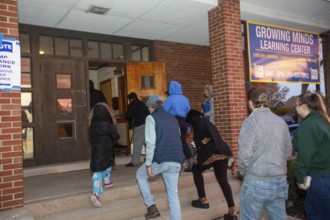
[
  {"xmin": 0, "ymin": 0, "xmax": 23, "ymax": 211},
  {"xmin": 153, "ymin": 40, "xmax": 212, "ymax": 109},
  {"xmin": 208, "ymin": 0, "xmax": 247, "ymax": 173}
]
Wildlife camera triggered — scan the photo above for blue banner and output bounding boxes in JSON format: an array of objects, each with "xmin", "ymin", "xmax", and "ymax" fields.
[{"xmin": 247, "ymin": 21, "xmax": 320, "ymax": 84}]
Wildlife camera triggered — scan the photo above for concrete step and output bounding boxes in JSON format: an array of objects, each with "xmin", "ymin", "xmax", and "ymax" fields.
[
  {"xmin": 128, "ymin": 194, "xmax": 241, "ymax": 220},
  {"xmin": 25, "ymin": 169, "xmax": 241, "ymax": 220},
  {"xmin": 35, "ymin": 181, "xmax": 240, "ymax": 220}
]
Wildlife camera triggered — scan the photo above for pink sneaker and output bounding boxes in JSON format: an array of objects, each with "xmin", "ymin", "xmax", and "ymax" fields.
[
  {"xmin": 104, "ymin": 181, "xmax": 114, "ymax": 188},
  {"xmin": 90, "ymin": 194, "xmax": 102, "ymax": 208}
]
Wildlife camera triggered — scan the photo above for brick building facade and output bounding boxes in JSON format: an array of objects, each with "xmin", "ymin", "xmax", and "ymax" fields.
[
  {"xmin": 1, "ymin": 0, "xmax": 329, "ymax": 211},
  {"xmin": 0, "ymin": 0, "xmax": 24, "ymax": 211}
]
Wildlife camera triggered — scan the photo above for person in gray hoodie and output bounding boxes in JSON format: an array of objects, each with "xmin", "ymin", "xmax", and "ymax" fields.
[{"xmin": 238, "ymin": 87, "xmax": 292, "ymax": 220}]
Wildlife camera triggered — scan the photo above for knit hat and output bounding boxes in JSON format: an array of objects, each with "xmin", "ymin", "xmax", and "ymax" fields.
[
  {"xmin": 127, "ymin": 92, "xmax": 138, "ymax": 100},
  {"xmin": 147, "ymin": 95, "xmax": 162, "ymax": 107}
]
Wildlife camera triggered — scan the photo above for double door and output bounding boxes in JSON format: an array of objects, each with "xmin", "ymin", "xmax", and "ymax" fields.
[{"xmin": 31, "ymin": 60, "xmax": 166, "ymax": 166}]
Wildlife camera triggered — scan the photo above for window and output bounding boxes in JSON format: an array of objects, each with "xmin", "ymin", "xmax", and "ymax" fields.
[
  {"xmin": 55, "ymin": 38, "xmax": 69, "ymax": 56},
  {"xmin": 113, "ymin": 43, "xmax": 124, "ymax": 60},
  {"xmin": 88, "ymin": 41, "xmax": 99, "ymax": 58},
  {"xmin": 56, "ymin": 74, "xmax": 72, "ymax": 89},
  {"xmin": 57, "ymin": 122, "xmax": 74, "ymax": 139},
  {"xmin": 69, "ymin": 39, "xmax": 83, "ymax": 57},
  {"xmin": 21, "ymin": 58, "xmax": 31, "ymax": 88},
  {"xmin": 21, "ymin": 92, "xmax": 34, "ymax": 159},
  {"xmin": 20, "ymin": 33, "xmax": 30, "ymax": 54},
  {"xmin": 100, "ymin": 42, "xmax": 112, "ymax": 59},
  {"xmin": 132, "ymin": 45, "xmax": 150, "ymax": 61},
  {"xmin": 57, "ymin": 98, "xmax": 72, "ymax": 114},
  {"xmin": 141, "ymin": 75, "xmax": 154, "ymax": 89},
  {"xmin": 40, "ymin": 36, "xmax": 83, "ymax": 57},
  {"xmin": 88, "ymin": 41, "xmax": 124, "ymax": 59},
  {"xmin": 39, "ymin": 36, "xmax": 54, "ymax": 55}
]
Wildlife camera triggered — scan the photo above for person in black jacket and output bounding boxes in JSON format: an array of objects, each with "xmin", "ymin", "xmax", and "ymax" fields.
[
  {"xmin": 89, "ymin": 79, "xmax": 117, "ymax": 166},
  {"xmin": 125, "ymin": 92, "xmax": 149, "ymax": 167},
  {"xmin": 89, "ymin": 80, "xmax": 107, "ymax": 109},
  {"xmin": 89, "ymin": 102, "xmax": 120, "ymax": 207},
  {"xmin": 186, "ymin": 109, "xmax": 238, "ymax": 219}
]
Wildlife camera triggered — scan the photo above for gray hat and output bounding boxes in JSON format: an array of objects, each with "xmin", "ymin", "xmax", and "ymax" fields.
[{"xmin": 147, "ymin": 95, "xmax": 162, "ymax": 107}]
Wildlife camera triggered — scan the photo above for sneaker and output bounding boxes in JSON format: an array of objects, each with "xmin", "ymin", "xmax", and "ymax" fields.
[
  {"xmin": 104, "ymin": 181, "xmax": 114, "ymax": 188},
  {"xmin": 126, "ymin": 162, "xmax": 138, "ymax": 167},
  {"xmin": 191, "ymin": 199, "xmax": 209, "ymax": 209},
  {"xmin": 145, "ymin": 204, "xmax": 160, "ymax": 219},
  {"xmin": 90, "ymin": 194, "xmax": 102, "ymax": 208}
]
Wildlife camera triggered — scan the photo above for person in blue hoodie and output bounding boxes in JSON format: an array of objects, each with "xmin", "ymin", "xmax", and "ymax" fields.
[{"xmin": 164, "ymin": 81, "xmax": 193, "ymax": 172}]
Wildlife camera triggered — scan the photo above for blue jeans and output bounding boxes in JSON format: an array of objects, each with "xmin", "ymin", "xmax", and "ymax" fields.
[
  {"xmin": 136, "ymin": 162, "xmax": 181, "ymax": 220},
  {"xmin": 239, "ymin": 177, "xmax": 288, "ymax": 220},
  {"xmin": 305, "ymin": 173, "xmax": 330, "ymax": 220},
  {"xmin": 92, "ymin": 166, "xmax": 112, "ymax": 195}
]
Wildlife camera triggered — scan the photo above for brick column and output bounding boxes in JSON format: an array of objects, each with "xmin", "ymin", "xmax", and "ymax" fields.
[
  {"xmin": 208, "ymin": 0, "xmax": 247, "ymax": 174},
  {"xmin": 0, "ymin": 0, "xmax": 23, "ymax": 210}
]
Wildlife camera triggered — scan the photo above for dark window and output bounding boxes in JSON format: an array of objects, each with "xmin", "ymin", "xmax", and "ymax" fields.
[
  {"xmin": 55, "ymin": 38, "xmax": 69, "ymax": 56},
  {"xmin": 39, "ymin": 36, "xmax": 54, "ymax": 55},
  {"xmin": 20, "ymin": 33, "xmax": 30, "ymax": 54}
]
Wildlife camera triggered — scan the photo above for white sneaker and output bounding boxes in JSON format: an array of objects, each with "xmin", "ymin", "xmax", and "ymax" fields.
[{"xmin": 90, "ymin": 194, "xmax": 102, "ymax": 208}]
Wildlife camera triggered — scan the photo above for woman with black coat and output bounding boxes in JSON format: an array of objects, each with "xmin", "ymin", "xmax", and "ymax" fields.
[
  {"xmin": 186, "ymin": 109, "xmax": 238, "ymax": 219},
  {"xmin": 89, "ymin": 102, "xmax": 120, "ymax": 207}
]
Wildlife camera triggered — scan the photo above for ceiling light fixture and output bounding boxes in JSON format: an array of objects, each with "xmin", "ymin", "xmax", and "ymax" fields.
[{"xmin": 86, "ymin": 6, "xmax": 110, "ymax": 15}]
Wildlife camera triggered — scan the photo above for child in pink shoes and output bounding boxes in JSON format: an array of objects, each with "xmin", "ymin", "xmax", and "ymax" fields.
[{"xmin": 88, "ymin": 103, "xmax": 119, "ymax": 207}]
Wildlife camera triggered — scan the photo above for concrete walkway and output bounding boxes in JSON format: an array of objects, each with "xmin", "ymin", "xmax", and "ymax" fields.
[{"xmin": 0, "ymin": 156, "xmax": 303, "ymax": 220}]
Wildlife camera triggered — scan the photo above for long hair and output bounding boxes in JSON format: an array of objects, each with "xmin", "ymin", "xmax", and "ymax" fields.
[{"xmin": 297, "ymin": 92, "xmax": 330, "ymax": 123}]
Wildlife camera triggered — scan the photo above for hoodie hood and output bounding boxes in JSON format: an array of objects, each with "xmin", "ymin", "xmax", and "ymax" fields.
[{"xmin": 168, "ymin": 81, "xmax": 182, "ymax": 95}]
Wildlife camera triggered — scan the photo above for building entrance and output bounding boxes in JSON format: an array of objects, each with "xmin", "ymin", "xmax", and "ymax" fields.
[{"xmin": 32, "ymin": 58, "xmax": 90, "ymax": 166}]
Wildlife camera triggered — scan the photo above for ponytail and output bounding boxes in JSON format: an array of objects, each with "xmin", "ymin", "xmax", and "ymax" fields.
[
  {"xmin": 298, "ymin": 92, "xmax": 330, "ymax": 124},
  {"xmin": 315, "ymin": 93, "xmax": 330, "ymax": 124}
]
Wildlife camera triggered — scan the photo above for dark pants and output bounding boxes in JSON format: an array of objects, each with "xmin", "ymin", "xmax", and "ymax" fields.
[
  {"xmin": 175, "ymin": 116, "xmax": 192, "ymax": 159},
  {"xmin": 192, "ymin": 159, "xmax": 235, "ymax": 208},
  {"xmin": 305, "ymin": 173, "xmax": 330, "ymax": 220}
]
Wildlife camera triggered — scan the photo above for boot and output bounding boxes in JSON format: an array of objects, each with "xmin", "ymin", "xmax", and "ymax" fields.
[
  {"xmin": 145, "ymin": 204, "xmax": 160, "ymax": 219},
  {"xmin": 224, "ymin": 213, "xmax": 238, "ymax": 220}
]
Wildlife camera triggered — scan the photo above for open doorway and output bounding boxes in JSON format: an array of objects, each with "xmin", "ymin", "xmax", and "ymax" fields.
[
  {"xmin": 88, "ymin": 61, "xmax": 130, "ymax": 156},
  {"xmin": 88, "ymin": 61, "xmax": 168, "ymax": 158}
]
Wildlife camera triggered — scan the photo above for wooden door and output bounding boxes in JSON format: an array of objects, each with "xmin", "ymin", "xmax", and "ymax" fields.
[
  {"xmin": 124, "ymin": 62, "xmax": 167, "ymax": 154},
  {"xmin": 36, "ymin": 58, "xmax": 89, "ymax": 165},
  {"xmin": 126, "ymin": 62, "xmax": 167, "ymax": 102},
  {"xmin": 100, "ymin": 79, "xmax": 112, "ymax": 107}
]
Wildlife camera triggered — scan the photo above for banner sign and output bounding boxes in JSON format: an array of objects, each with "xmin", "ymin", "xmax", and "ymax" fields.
[
  {"xmin": 247, "ymin": 21, "xmax": 320, "ymax": 84},
  {"xmin": 0, "ymin": 34, "xmax": 21, "ymax": 91}
]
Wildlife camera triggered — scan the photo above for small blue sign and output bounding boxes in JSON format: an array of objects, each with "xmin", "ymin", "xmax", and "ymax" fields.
[{"xmin": 0, "ymin": 41, "xmax": 13, "ymax": 52}]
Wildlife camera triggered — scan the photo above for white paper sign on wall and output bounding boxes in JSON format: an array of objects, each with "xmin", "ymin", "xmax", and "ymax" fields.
[{"xmin": 0, "ymin": 34, "xmax": 21, "ymax": 91}]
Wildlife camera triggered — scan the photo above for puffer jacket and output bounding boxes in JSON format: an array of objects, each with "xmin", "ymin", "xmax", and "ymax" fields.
[{"xmin": 89, "ymin": 104, "xmax": 120, "ymax": 172}]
